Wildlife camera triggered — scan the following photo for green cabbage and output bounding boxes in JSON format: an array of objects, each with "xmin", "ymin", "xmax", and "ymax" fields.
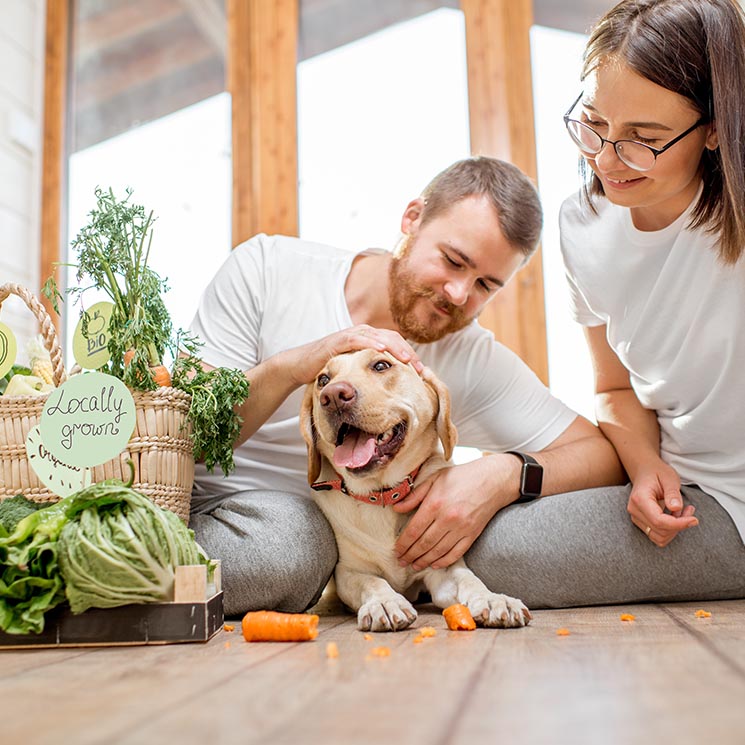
[
  {"xmin": 57, "ymin": 484, "xmax": 204, "ymax": 613},
  {"xmin": 0, "ymin": 477, "xmax": 208, "ymax": 634}
]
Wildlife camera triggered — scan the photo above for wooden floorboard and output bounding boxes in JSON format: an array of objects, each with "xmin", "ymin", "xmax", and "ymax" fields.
[{"xmin": 1, "ymin": 600, "xmax": 743, "ymax": 745}]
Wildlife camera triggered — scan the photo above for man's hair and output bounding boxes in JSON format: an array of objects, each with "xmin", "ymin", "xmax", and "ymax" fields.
[
  {"xmin": 581, "ymin": 0, "xmax": 745, "ymax": 264},
  {"xmin": 419, "ymin": 156, "xmax": 543, "ymax": 258}
]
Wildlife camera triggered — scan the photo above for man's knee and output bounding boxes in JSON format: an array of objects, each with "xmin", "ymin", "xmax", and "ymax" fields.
[{"xmin": 192, "ymin": 491, "xmax": 338, "ymax": 615}]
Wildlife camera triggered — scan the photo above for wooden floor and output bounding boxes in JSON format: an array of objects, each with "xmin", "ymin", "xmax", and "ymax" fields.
[{"xmin": 3, "ymin": 598, "xmax": 745, "ymax": 745}]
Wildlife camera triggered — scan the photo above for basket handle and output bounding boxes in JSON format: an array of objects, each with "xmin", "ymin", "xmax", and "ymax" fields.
[{"xmin": 0, "ymin": 283, "xmax": 67, "ymax": 386}]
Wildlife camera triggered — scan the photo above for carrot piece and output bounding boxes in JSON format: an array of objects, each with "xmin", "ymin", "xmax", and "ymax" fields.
[
  {"xmin": 413, "ymin": 636, "xmax": 425, "ymax": 644},
  {"xmin": 364, "ymin": 633, "xmax": 373, "ymax": 641},
  {"xmin": 620, "ymin": 613, "xmax": 636, "ymax": 622},
  {"xmin": 241, "ymin": 610, "xmax": 319, "ymax": 642},
  {"xmin": 443, "ymin": 604, "xmax": 476, "ymax": 631},
  {"xmin": 123, "ymin": 348, "xmax": 172, "ymax": 388},
  {"xmin": 326, "ymin": 642, "xmax": 339, "ymax": 658},
  {"xmin": 223, "ymin": 623, "xmax": 235, "ymax": 632},
  {"xmin": 556, "ymin": 628, "xmax": 571, "ymax": 636},
  {"xmin": 369, "ymin": 646, "xmax": 391, "ymax": 657},
  {"xmin": 418, "ymin": 626, "xmax": 437, "ymax": 638},
  {"xmin": 695, "ymin": 609, "xmax": 712, "ymax": 618}
]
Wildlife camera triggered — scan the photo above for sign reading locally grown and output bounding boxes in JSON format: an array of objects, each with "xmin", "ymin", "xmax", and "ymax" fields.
[{"xmin": 39, "ymin": 371, "xmax": 136, "ymax": 468}]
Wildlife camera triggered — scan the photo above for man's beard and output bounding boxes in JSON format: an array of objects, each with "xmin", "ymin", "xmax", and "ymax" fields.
[{"xmin": 388, "ymin": 236, "xmax": 474, "ymax": 343}]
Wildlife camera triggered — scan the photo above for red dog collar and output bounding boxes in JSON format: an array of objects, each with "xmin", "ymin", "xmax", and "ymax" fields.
[{"xmin": 311, "ymin": 466, "xmax": 421, "ymax": 506}]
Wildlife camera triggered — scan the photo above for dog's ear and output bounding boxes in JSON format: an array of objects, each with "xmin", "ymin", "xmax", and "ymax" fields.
[
  {"xmin": 299, "ymin": 384, "xmax": 322, "ymax": 484},
  {"xmin": 421, "ymin": 366, "xmax": 457, "ymax": 461}
]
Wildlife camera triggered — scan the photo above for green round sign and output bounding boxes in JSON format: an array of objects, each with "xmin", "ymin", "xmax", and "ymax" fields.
[
  {"xmin": 72, "ymin": 301, "xmax": 115, "ymax": 370},
  {"xmin": 26, "ymin": 425, "xmax": 92, "ymax": 497},
  {"xmin": 0, "ymin": 321, "xmax": 18, "ymax": 379},
  {"xmin": 39, "ymin": 371, "xmax": 136, "ymax": 468}
]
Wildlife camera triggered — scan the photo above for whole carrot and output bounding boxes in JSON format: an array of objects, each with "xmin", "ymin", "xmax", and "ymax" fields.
[
  {"xmin": 443, "ymin": 604, "xmax": 476, "ymax": 631},
  {"xmin": 241, "ymin": 610, "xmax": 319, "ymax": 642}
]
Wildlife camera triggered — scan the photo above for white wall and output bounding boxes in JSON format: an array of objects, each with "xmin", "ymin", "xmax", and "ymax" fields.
[{"xmin": 0, "ymin": 0, "xmax": 45, "ymax": 359}]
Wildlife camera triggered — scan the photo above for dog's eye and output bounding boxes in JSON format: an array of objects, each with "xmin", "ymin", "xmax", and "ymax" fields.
[
  {"xmin": 372, "ymin": 360, "xmax": 391, "ymax": 372},
  {"xmin": 317, "ymin": 374, "xmax": 330, "ymax": 387}
]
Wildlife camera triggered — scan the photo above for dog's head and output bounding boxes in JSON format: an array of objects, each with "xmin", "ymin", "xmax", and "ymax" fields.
[{"xmin": 300, "ymin": 349, "xmax": 457, "ymax": 491}]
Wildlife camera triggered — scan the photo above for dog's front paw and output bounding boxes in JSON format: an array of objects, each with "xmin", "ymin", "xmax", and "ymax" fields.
[
  {"xmin": 467, "ymin": 593, "xmax": 531, "ymax": 628},
  {"xmin": 358, "ymin": 597, "xmax": 417, "ymax": 632}
]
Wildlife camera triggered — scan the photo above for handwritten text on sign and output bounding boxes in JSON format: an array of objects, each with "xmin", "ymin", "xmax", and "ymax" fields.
[
  {"xmin": 26, "ymin": 426, "xmax": 92, "ymax": 497},
  {"xmin": 39, "ymin": 371, "xmax": 136, "ymax": 468}
]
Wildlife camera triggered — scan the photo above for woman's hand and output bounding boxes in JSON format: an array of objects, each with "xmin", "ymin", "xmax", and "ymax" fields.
[
  {"xmin": 286, "ymin": 325, "xmax": 423, "ymax": 386},
  {"xmin": 627, "ymin": 462, "xmax": 699, "ymax": 547}
]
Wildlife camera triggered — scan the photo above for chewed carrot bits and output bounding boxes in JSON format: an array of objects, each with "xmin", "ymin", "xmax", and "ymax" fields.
[
  {"xmin": 413, "ymin": 636, "xmax": 425, "ymax": 644},
  {"xmin": 223, "ymin": 623, "xmax": 235, "ymax": 632},
  {"xmin": 241, "ymin": 610, "xmax": 319, "ymax": 642},
  {"xmin": 418, "ymin": 626, "xmax": 437, "ymax": 638},
  {"xmin": 695, "ymin": 610, "xmax": 712, "ymax": 618},
  {"xmin": 620, "ymin": 614, "xmax": 636, "ymax": 622},
  {"xmin": 556, "ymin": 628, "xmax": 571, "ymax": 636},
  {"xmin": 326, "ymin": 642, "xmax": 339, "ymax": 658},
  {"xmin": 364, "ymin": 634, "xmax": 373, "ymax": 641},
  {"xmin": 369, "ymin": 646, "xmax": 391, "ymax": 657},
  {"xmin": 443, "ymin": 604, "xmax": 476, "ymax": 631}
]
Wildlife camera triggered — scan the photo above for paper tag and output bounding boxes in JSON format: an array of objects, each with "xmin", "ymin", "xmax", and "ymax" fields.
[
  {"xmin": 72, "ymin": 301, "xmax": 115, "ymax": 369},
  {"xmin": 0, "ymin": 321, "xmax": 18, "ymax": 379},
  {"xmin": 39, "ymin": 371, "xmax": 136, "ymax": 468},
  {"xmin": 26, "ymin": 426, "xmax": 92, "ymax": 497}
]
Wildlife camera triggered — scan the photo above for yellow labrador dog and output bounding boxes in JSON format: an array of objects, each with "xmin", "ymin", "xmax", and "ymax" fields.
[{"xmin": 300, "ymin": 348, "xmax": 531, "ymax": 632}]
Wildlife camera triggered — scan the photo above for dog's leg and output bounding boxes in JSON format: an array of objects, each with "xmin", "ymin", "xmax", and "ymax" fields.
[
  {"xmin": 423, "ymin": 560, "xmax": 531, "ymax": 628},
  {"xmin": 336, "ymin": 565, "xmax": 417, "ymax": 632}
]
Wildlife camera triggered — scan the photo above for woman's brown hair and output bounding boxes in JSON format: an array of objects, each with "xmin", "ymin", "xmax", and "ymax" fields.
[{"xmin": 581, "ymin": 0, "xmax": 745, "ymax": 264}]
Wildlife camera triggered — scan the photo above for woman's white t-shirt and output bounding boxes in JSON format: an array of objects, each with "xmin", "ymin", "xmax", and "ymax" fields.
[
  {"xmin": 560, "ymin": 190, "xmax": 745, "ymax": 541},
  {"xmin": 189, "ymin": 234, "xmax": 576, "ymax": 502}
]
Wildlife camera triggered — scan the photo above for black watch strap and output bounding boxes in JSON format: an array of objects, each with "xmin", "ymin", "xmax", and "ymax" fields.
[{"xmin": 505, "ymin": 451, "xmax": 543, "ymax": 503}]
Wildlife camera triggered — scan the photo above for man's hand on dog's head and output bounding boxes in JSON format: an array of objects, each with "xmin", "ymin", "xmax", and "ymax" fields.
[{"xmin": 286, "ymin": 325, "xmax": 423, "ymax": 388}]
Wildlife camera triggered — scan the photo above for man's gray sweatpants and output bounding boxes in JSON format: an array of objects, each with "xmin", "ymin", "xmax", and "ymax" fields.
[
  {"xmin": 190, "ymin": 490, "xmax": 338, "ymax": 617},
  {"xmin": 190, "ymin": 484, "xmax": 745, "ymax": 616}
]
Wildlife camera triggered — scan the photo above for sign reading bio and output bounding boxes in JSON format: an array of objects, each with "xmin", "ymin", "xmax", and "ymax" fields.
[
  {"xmin": 39, "ymin": 371, "xmax": 136, "ymax": 468},
  {"xmin": 72, "ymin": 301, "xmax": 115, "ymax": 370}
]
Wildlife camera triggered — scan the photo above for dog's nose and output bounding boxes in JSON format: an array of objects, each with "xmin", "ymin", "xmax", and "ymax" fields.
[{"xmin": 320, "ymin": 381, "xmax": 357, "ymax": 410}]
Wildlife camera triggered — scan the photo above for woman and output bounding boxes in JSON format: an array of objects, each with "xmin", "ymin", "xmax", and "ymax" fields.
[{"xmin": 560, "ymin": 0, "xmax": 745, "ymax": 560}]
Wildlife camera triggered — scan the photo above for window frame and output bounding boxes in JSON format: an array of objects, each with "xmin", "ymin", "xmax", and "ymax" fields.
[{"xmin": 40, "ymin": 0, "xmax": 547, "ymax": 383}]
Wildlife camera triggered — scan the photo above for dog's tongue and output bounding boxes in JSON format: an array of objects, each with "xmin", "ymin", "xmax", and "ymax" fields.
[{"xmin": 333, "ymin": 428, "xmax": 377, "ymax": 469}]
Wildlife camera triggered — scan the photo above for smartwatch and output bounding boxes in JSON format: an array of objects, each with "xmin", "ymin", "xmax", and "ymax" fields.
[{"xmin": 505, "ymin": 451, "xmax": 543, "ymax": 503}]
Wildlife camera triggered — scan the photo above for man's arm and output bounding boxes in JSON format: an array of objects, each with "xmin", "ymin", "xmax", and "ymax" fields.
[{"xmin": 393, "ymin": 415, "xmax": 625, "ymax": 570}]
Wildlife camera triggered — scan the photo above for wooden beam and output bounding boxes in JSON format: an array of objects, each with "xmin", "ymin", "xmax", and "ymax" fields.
[
  {"xmin": 40, "ymin": 0, "xmax": 70, "ymax": 330},
  {"xmin": 228, "ymin": 0, "xmax": 299, "ymax": 244},
  {"xmin": 461, "ymin": 0, "xmax": 549, "ymax": 385}
]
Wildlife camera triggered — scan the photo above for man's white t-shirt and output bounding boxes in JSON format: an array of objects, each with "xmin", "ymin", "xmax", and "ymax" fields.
[
  {"xmin": 560, "ymin": 190, "xmax": 745, "ymax": 542},
  {"xmin": 189, "ymin": 234, "xmax": 576, "ymax": 502}
]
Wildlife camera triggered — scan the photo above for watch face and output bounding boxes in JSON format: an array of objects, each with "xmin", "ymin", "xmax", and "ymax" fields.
[{"xmin": 521, "ymin": 462, "xmax": 543, "ymax": 497}]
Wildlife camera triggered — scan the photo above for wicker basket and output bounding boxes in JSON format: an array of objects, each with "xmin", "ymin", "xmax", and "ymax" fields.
[{"xmin": 0, "ymin": 283, "xmax": 195, "ymax": 523}]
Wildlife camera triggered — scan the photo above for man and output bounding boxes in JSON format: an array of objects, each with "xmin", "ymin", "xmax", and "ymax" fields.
[{"xmin": 189, "ymin": 157, "xmax": 624, "ymax": 616}]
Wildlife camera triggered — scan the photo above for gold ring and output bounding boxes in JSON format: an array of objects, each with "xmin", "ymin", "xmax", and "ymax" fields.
[{"xmin": 645, "ymin": 525, "xmax": 652, "ymax": 536}]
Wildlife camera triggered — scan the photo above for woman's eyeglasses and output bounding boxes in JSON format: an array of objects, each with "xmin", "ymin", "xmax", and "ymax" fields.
[{"xmin": 563, "ymin": 93, "xmax": 705, "ymax": 172}]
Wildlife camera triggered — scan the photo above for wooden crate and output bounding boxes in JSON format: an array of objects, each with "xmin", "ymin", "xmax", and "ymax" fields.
[{"xmin": 0, "ymin": 564, "xmax": 224, "ymax": 649}]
